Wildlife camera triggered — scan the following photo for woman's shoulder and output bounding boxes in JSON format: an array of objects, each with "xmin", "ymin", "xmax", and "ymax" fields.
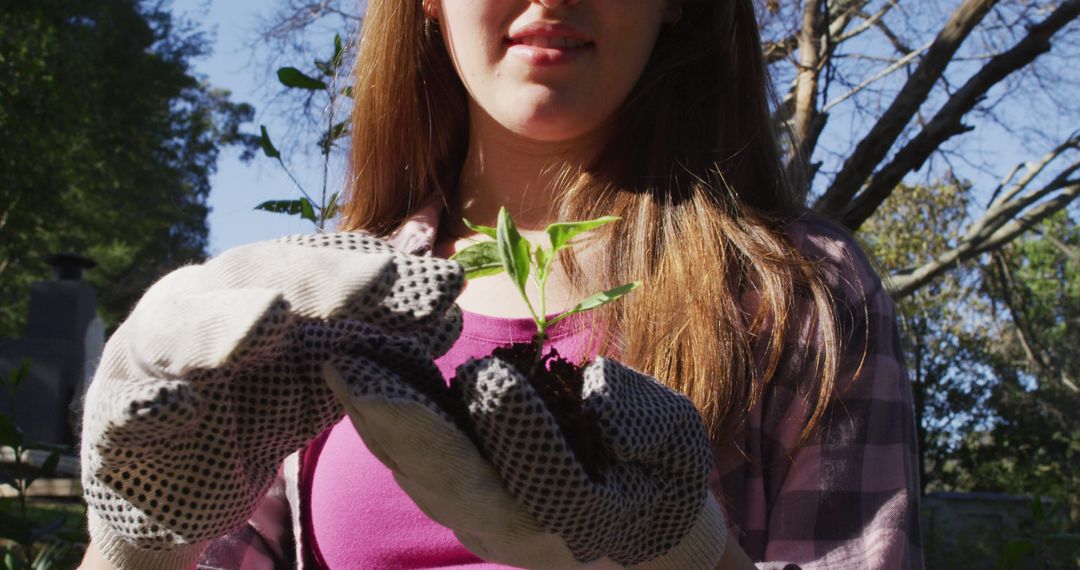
[{"xmin": 783, "ymin": 212, "xmax": 888, "ymax": 309}]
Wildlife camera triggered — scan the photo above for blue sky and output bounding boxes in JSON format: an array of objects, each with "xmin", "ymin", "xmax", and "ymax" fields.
[{"xmin": 173, "ymin": 0, "xmax": 334, "ymax": 254}]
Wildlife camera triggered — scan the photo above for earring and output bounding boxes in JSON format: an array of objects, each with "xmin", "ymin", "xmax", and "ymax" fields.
[{"xmin": 422, "ymin": 0, "xmax": 439, "ymax": 21}]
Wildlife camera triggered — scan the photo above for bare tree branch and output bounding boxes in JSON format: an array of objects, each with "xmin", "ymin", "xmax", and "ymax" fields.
[
  {"xmin": 872, "ymin": 17, "xmax": 913, "ymax": 55},
  {"xmin": 258, "ymin": 0, "xmax": 361, "ymax": 44},
  {"xmin": 765, "ymin": 35, "xmax": 800, "ymax": 64},
  {"xmin": 764, "ymin": 0, "xmax": 866, "ymax": 64},
  {"xmin": 991, "ymin": 134, "xmax": 1080, "ymax": 209},
  {"xmin": 791, "ymin": 0, "xmax": 826, "ymax": 154},
  {"xmin": 814, "ymin": 0, "xmax": 1000, "ymax": 217},
  {"xmin": 978, "ymin": 180, "xmax": 1079, "ymax": 251},
  {"xmin": 822, "ymin": 39, "xmax": 932, "ymax": 112},
  {"xmin": 839, "ymin": 0, "xmax": 1080, "ymax": 229},
  {"xmin": 835, "ymin": 1, "xmax": 900, "ymax": 44},
  {"xmin": 784, "ymin": 0, "xmax": 868, "ymax": 192},
  {"xmin": 888, "ymin": 164, "xmax": 1080, "ymax": 299},
  {"xmin": 886, "ymin": 136, "xmax": 1079, "ymax": 299}
]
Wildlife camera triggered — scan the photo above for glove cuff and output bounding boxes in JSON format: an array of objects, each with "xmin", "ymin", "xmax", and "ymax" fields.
[
  {"xmin": 89, "ymin": 510, "xmax": 207, "ymax": 570},
  {"xmin": 634, "ymin": 494, "xmax": 728, "ymax": 569}
]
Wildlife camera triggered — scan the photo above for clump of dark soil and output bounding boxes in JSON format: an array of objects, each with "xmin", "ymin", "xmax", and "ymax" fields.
[{"xmin": 413, "ymin": 342, "xmax": 610, "ymax": 484}]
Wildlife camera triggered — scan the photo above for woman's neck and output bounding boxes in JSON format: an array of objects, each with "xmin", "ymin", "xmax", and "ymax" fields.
[{"xmin": 446, "ymin": 103, "xmax": 603, "ymax": 235}]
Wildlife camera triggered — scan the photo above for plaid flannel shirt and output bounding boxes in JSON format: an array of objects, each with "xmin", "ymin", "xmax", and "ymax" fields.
[{"xmin": 198, "ymin": 205, "xmax": 922, "ymax": 569}]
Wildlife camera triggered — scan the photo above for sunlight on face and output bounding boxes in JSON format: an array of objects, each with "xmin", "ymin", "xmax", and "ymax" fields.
[{"xmin": 436, "ymin": 0, "xmax": 677, "ymax": 143}]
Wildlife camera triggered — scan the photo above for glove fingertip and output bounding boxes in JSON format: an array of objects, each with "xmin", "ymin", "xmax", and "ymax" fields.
[
  {"xmin": 366, "ymin": 256, "xmax": 465, "ymax": 331},
  {"xmin": 327, "ymin": 255, "xmax": 399, "ymax": 321},
  {"xmin": 97, "ymin": 381, "xmax": 202, "ymax": 460},
  {"xmin": 128, "ymin": 289, "xmax": 293, "ymax": 375}
]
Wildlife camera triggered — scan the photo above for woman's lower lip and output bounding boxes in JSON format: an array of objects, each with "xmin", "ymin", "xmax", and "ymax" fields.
[{"xmin": 506, "ymin": 43, "xmax": 593, "ymax": 66}]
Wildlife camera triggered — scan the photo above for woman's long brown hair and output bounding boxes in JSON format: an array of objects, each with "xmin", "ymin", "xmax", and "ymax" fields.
[{"xmin": 343, "ymin": 0, "xmax": 841, "ymax": 448}]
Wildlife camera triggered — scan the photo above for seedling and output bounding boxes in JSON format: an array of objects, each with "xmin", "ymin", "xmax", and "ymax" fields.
[
  {"xmin": 446, "ymin": 208, "xmax": 639, "ymax": 482},
  {"xmin": 451, "ymin": 207, "xmax": 641, "ymax": 367}
]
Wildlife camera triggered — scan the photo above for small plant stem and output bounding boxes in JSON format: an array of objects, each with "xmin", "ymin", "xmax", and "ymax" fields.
[
  {"xmin": 319, "ymin": 73, "xmax": 336, "ymax": 231},
  {"xmin": 530, "ymin": 259, "xmax": 556, "ymax": 374},
  {"xmin": 276, "ymin": 156, "xmax": 318, "ymax": 207},
  {"xmin": 531, "ymin": 322, "xmax": 549, "ymax": 377}
]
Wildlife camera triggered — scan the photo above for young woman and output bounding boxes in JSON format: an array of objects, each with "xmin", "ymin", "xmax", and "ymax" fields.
[{"xmin": 80, "ymin": 0, "xmax": 921, "ymax": 568}]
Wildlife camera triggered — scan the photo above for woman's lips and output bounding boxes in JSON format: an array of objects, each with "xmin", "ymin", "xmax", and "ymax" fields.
[{"xmin": 505, "ymin": 36, "xmax": 594, "ymax": 66}]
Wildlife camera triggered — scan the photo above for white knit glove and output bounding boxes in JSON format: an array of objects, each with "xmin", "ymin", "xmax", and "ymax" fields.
[
  {"xmin": 81, "ymin": 233, "xmax": 463, "ymax": 570},
  {"xmin": 323, "ymin": 353, "xmax": 727, "ymax": 569}
]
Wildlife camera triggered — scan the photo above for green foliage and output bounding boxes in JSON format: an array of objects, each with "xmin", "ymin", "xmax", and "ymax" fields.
[
  {"xmin": 255, "ymin": 34, "xmax": 350, "ymax": 230},
  {"xmin": 276, "ymin": 67, "xmax": 328, "ymax": 91},
  {"xmin": 495, "ymin": 208, "xmax": 533, "ymax": 305},
  {"xmin": 452, "ymin": 208, "xmax": 640, "ymax": 361},
  {"xmin": 451, "ymin": 242, "xmax": 502, "ymax": 280},
  {"xmin": 259, "ymin": 125, "xmax": 282, "ymax": 159},
  {"xmin": 256, "ymin": 199, "xmax": 318, "ymax": 223},
  {"xmin": 0, "ymin": 364, "xmax": 84, "ymax": 568},
  {"xmin": 550, "ymin": 282, "xmax": 642, "ymax": 326},
  {"xmin": 545, "ymin": 217, "xmax": 620, "ymax": 254},
  {"xmin": 0, "ymin": 0, "xmax": 257, "ymax": 337},
  {"xmin": 863, "ymin": 183, "xmax": 1080, "ymax": 534}
]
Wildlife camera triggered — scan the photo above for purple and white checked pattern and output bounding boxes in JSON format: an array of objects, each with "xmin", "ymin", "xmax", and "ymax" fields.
[
  {"xmin": 198, "ymin": 208, "xmax": 922, "ymax": 569},
  {"xmin": 711, "ymin": 216, "xmax": 922, "ymax": 569}
]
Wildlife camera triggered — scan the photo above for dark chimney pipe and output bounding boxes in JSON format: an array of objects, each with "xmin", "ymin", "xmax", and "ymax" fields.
[{"xmin": 48, "ymin": 254, "xmax": 97, "ymax": 281}]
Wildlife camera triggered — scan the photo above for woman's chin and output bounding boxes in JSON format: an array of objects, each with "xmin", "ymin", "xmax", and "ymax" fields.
[{"xmin": 502, "ymin": 113, "xmax": 601, "ymax": 145}]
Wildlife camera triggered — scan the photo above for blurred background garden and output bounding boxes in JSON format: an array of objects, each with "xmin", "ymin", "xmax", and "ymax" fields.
[{"xmin": 0, "ymin": 0, "xmax": 1077, "ymax": 567}]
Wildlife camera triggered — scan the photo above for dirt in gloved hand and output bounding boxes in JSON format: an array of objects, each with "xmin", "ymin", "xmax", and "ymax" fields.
[{"xmin": 448, "ymin": 343, "xmax": 611, "ymax": 484}]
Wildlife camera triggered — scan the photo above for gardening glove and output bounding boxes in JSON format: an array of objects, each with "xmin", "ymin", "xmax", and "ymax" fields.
[
  {"xmin": 81, "ymin": 232, "xmax": 464, "ymax": 570},
  {"xmin": 323, "ymin": 353, "xmax": 727, "ymax": 569}
]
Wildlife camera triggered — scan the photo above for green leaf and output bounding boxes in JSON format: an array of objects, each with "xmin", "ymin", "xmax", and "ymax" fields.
[
  {"xmin": 4, "ymin": 550, "xmax": 30, "ymax": 570},
  {"xmin": 550, "ymin": 281, "xmax": 642, "ymax": 325},
  {"xmin": 996, "ymin": 539, "xmax": 1035, "ymax": 570},
  {"xmin": 463, "ymin": 218, "xmax": 497, "ymax": 239},
  {"xmin": 333, "ymin": 33, "xmax": 344, "ymax": 65},
  {"xmin": 545, "ymin": 216, "xmax": 620, "ymax": 253},
  {"xmin": 38, "ymin": 451, "xmax": 61, "ymax": 479},
  {"xmin": 258, "ymin": 126, "xmax": 280, "ymax": 159},
  {"xmin": 340, "ymin": 86, "xmax": 355, "ymax": 98},
  {"xmin": 0, "ymin": 415, "xmax": 22, "ymax": 450},
  {"xmin": 276, "ymin": 67, "xmax": 328, "ymax": 90},
  {"xmin": 451, "ymin": 242, "xmax": 505, "ymax": 280},
  {"xmin": 496, "ymin": 208, "xmax": 533, "ymax": 300},
  {"xmin": 314, "ymin": 60, "xmax": 334, "ymax": 77},
  {"xmin": 324, "ymin": 192, "xmax": 340, "ymax": 221},
  {"xmin": 255, "ymin": 199, "xmax": 317, "ymax": 223},
  {"xmin": 319, "ymin": 120, "xmax": 350, "ymax": 151},
  {"xmin": 534, "ymin": 245, "xmax": 551, "ymax": 280}
]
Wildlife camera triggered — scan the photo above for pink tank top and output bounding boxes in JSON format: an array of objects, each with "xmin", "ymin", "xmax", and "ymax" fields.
[{"xmin": 302, "ymin": 310, "xmax": 596, "ymax": 569}]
